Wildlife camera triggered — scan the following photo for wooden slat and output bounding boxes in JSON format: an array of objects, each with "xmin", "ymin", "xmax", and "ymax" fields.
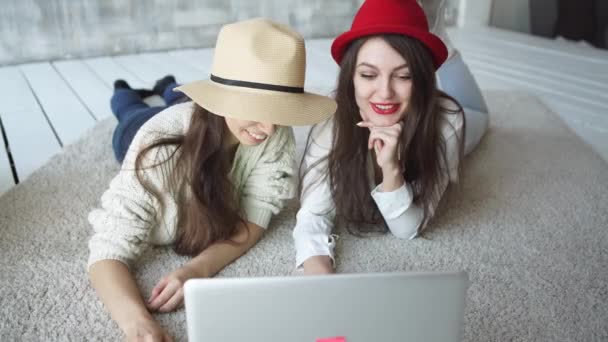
[
  {"xmin": 455, "ymin": 40, "xmax": 608, "ymax": 86},
  {"xmin": 446, "ymin": 27, "xmax": 607, "ymax": 163},
  {"xmin": 462, "ymin": 57, "xmax": 608, "ymax": 110},
  {"xmin": 140, "ymin": 52, "xmax": 205, "ymax": 83},
  {"xmin": 451, "ymin": 26, "xmax": 608, "ymax": 63},
  {"xmin": 464, "ymin": 60, "xmax": 608, "ymax": 128},
  {"xmin": 168, "ymin": 48, "xmax": 214, "ymax": 75},
  {"xmin": 84, "ymin": 57, "xmax": 147, "ymax": 89},
  {"xmin": 457, "ymin": 44, "xmax": 608, "ymax": 91},
  {"xmin": 467, "ymin": 65, "xmax": 603, "ymax": 115},
  {"xmin": 463, "ymin": 72, "xmax": 513, "ymax": 91},
  {"xmin": 465, "ymin": 65, "xmax": 608, "ymax": 156},
  {"xmin": 0, "ymin": 116, "xmax": 14, "ymax": 194},
  {"xmin": 53, "ymin": 60, "xmax": 113, "ymax": 120},
  {"xmin": 449, "ymin": 28, "xmax": 608, "ymax": 82},
  {"xmin": 113, "ymin": 54, "xmax": 169, "ymax": 85},
  {"xmin": 0, "ymin": 67, "xmax": 61, "ymax": 181},
  {"xmin": 0, "ymin": 67, "xmax": 40, "ymax": 114},
  {"xmin": 19, "ymin": 63, "xmax": 96, "ymax": 146},
  {"xmin": 1, "ymin": 111, "xmax": 62, "ymax": 181}
]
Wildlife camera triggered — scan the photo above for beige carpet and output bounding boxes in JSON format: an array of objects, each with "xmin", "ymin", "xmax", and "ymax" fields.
[{"xmin": 0, "ymin": 91, "xmax": 606, "ymax": 341}]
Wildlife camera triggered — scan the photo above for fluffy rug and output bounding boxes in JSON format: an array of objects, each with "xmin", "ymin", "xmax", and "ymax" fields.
[{"xmin": 0, "ymin": 91, "xmax": 606, "ymax": 341}]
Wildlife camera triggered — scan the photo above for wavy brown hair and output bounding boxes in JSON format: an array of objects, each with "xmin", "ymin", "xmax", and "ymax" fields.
[
  {"xmin": 134, "ymin": 103, "xmax": 244, "ymax": 256},
  {"xmin": 303, "ymin": 34, "xmax": 464, "ymax": 236}
]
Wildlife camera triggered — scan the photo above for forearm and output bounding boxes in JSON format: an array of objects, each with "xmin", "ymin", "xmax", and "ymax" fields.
[
  {"xmin": 381, "ymin": 167, "xmax": 405, "ymax": 192},
  {"xmin": 89, "ymin": 260, "xmax": 152, "ymax": 331},
  {"xmin": 303, "ymin": 255, "xmax": 334, "ymax": 275},
  {"xmin": 186, "ymin": 221, "xmax": 265, "ymax": 278}
]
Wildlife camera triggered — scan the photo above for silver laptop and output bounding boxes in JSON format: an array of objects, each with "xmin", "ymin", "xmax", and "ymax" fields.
[{"xmin": 184, "ymin": 271, "xmax": 468, "ymax": 342}]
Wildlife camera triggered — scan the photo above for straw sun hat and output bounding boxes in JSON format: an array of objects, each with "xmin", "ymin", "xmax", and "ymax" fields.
[{"xmin": 175, "ymin": 18, "xmax": 337, "ymax": 126}]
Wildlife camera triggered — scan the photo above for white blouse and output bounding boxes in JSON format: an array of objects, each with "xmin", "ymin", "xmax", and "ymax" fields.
[{"xmin": 292, "ymin": 98, "xmax": 464, "ymax": 268}]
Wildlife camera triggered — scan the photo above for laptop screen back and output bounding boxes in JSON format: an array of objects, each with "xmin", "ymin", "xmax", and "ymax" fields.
[{"xmin": 184, "ymin": 271, "xmax": 468, "ymax": 342}]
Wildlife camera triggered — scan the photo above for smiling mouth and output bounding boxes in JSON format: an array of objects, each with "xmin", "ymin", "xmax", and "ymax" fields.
[
  {"xmin": 371, "ymin": 103, "xmax": 400, "ymax": 115},
  {"xmin": 245, "ymin": 129, "xmax": 267, "ymax": 142}
]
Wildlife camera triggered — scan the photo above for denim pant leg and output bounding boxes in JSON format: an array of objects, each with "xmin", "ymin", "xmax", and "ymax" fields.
[
  {"xmin": 111, "ymin": 107, "xmax": 165, "ymax": 163},
  {"xmin": 161, "ymin": 82, "xmax": 187, "ymax": 106},
  {"xmin": 437, "ymin": 50, "xmax": 488, "ymax": 113},
  {"xmin": 437, "ymin": 51, "xmax": 489, "ymax": 156},
  {"xmin": 110, "ymin": 89, "xmax": 166, "ymax": 162},
  {"xmin": 111, "ymin": 89, "xmax": 149, "ymax": 123}
]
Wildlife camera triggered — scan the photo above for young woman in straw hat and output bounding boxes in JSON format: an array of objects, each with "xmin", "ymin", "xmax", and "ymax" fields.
[
  {"xmin": 87, "ymin": 18, "xmax": 336, "ymax": 341},
  {"xmin": 294, "ymin": 0, "xmax": 483, "ymax": 274}
]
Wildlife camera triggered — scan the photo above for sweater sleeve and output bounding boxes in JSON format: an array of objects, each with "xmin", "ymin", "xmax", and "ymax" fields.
[
  {"xmin": 87, "ymin": 109, "xmax": 182, "ymax": 269},
  {"xmin": 240, "ymin": 126, "xmax": 297, "ymax": 229}
]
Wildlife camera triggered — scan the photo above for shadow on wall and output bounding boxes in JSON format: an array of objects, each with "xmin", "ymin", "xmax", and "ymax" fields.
[{"xmin": 0, "ymin": 0, "xmax": 365, "ymax": 66}]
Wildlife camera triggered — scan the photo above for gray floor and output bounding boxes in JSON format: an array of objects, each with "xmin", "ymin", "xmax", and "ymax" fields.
[
  {"xmin": 0, "ymin": 26, "xmax": 606, "ymax": 195},
  {"xmin": 1, "ymin": 90, "xmax": 606, "ymax": 341}
]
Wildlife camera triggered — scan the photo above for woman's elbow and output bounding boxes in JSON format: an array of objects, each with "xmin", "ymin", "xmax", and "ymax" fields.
[
  {"xmin": 389, "ymin": 223, "xmax": 420, "ymax": 240},
  {"xmin": 386, "ymin": 207, "xmax": 424, "ymax": 239}
]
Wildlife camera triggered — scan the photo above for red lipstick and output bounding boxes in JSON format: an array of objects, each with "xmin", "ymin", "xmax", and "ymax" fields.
[{"xmin": 370, "ymin": 102, "xmax": 399, "ymax": 115}]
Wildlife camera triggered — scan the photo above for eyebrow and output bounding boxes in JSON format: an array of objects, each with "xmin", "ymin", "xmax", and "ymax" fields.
[{"xmin": 356, "ymin": 62, "xmax": 409, "ymax": 71}]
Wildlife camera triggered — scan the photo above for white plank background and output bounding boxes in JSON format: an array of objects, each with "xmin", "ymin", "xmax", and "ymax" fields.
[
  {"xmin": 84, "ymin": 57, "xmax": 147, "ymax": 89},
  {"xmin": 169, "ymin": 48, "xmax": 214, "ymax": 76},
  {"xmin": 0, "ymin": 66, "xmax": 61, "ymax": 184},
  {"xmin": 448, "ymin": 26, "xmax": 608, "ymax": 162},
  {"xmin": 0, "ymin": 27, "xmax": 606, "ymax": 196},
  {"xmin": 53, "ymin": 60, "xmax": 114, "ymax": 120},
  {"xmin": 19, "ymin": 63, "xmax": 96, "ymax": 146},
  {"xmin": 0, "ymin": 118, "xmax": 14, "ymax": 193}
]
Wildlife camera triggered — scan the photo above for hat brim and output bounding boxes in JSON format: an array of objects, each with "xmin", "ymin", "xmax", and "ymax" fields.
[
  {"xmin": 331, "ymin": 25, "xmax": 448, "ymax": 69},
  {"xmin": 174, "ymin": 80, "xmax": 337, "ymax": 126}
]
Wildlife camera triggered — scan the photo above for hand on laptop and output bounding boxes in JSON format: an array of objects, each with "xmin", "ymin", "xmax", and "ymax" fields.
[
  {"xmin": 147, "ymin": 265, "xmax": 198, "ymax": 312},
  {"xmin": 303, "ymin": 255, "xmax": 334, "ymax": 275}
]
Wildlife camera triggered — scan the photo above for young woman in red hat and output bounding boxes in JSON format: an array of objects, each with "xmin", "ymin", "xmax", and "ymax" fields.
[{"xmin": 293, "ymin": 0, "xmax": 481, "ymax": 274}]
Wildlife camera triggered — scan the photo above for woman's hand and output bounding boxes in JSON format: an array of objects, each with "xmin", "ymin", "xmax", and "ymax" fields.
[
  {"xmin": 147, "ymin": 265, "xmax": 199, "ymax": 313},
  {"xmin": 357, "ymin": 121, "xmax": 405, "ymax": 192},
  {"xmin": 124, "ymin": 315, "xmax": 173, "ymax": 342},
  {"xmin": 357, "ymin": 121, "xmax": 403, "ymax": 172},
  {"xmin": 302, "ymin": 255, "xmax": 334, "ymax": 275}
]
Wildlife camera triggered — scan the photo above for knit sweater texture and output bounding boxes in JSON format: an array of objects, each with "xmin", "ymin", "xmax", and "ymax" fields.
[{"xmin": 88, "ymin": 102, "xmax": 296, "ymax": 268}]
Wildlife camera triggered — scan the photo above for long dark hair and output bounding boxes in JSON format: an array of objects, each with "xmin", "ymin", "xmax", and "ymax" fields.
[
  {"xmin": 302, "ymin": 34, "xmax": 464, "ymax": 236},
  {"xmin": 134, "ymin": 103, "xmax": 244, "ymax": 256}
]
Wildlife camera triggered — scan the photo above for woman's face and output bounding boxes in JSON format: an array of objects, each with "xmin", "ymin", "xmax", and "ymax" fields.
[
  {"xmin": 225, "ymin": 118, "xmax": 275, "ymax": 146},
  {"xmin": 353, "ymin": 37, "xmax": 412, "ymax": 127}
]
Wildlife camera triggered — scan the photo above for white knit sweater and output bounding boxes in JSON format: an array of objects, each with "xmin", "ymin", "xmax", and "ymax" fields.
[{"xmin": 88, "ymin": 102, "xmax": 296, "ymax": 268}]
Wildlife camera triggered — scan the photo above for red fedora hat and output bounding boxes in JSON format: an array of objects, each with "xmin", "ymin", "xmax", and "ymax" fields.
[{"xmin": 331, "ymin": 0, "xmax": 448, "ymax": 69}]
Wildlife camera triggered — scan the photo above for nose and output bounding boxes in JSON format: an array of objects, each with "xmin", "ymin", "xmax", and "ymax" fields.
[
  {"xmin": 258, "ymin": 122, "xmax": 275, "ymax": 136},
  {"xmin": 378, "ymin": 77, "xmax": 394, "ymax": 99}
]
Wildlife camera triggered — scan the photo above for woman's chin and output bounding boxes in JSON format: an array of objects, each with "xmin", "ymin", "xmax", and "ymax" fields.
[{"xmin": 368, "ymin": 115, "xmax": 402, "ymax": 127}]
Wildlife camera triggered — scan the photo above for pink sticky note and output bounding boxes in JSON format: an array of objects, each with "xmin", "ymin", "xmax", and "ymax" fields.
[{"xmin": 316, "ymin": 337, "xmax": 346, "ymax": 342}]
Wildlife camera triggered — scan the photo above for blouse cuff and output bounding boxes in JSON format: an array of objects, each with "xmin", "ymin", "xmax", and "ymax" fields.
[
  {"xmin": 370, "ymin": 182, "xmax": 414, "ymax": 220},
  {"xmin": 294, "ymin": 233, "xmax": 337, "ymax": 270}
]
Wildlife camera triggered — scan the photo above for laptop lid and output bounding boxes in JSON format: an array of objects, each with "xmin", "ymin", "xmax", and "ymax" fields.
[{"xmin": 184, "ymin": 271, "xmax": 468, "ymax": 342}]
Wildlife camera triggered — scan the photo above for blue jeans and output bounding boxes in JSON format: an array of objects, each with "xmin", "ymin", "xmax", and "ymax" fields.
[
  {"xmin": 111, "ymin": 83, "xmax": 184, "ymax": 162},
  {"xmin": 437, "ymin": 50, "xmax": 489, "ymax": 155}
]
